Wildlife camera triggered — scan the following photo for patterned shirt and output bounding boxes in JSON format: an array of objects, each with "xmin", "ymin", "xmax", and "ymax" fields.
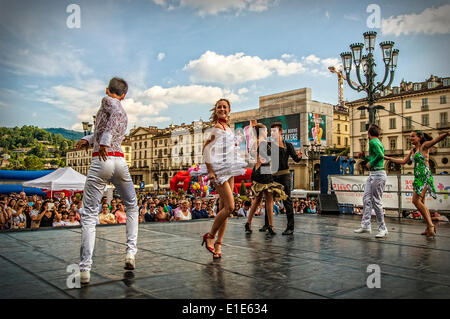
[{"xmin": 82, "ymin": 96, "xmax": 128, "ymax": 153}]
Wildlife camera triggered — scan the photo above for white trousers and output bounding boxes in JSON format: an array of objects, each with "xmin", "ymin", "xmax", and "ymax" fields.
[
  {"xmin": 361, "ymin": 170, "xmax": 387, "ymax": 231},
  {"xmin": 79, "ymin": 157, "xmax": 138, "ymax": 271}
]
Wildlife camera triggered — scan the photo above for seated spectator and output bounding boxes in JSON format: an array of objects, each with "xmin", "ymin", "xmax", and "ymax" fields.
[
  {"xmin": 11, "ymin": 200, "xmax": 26, "ymax": 229},
  {"xmin": 52, "ymin": 213, "xmax": 66, "ymax": 227},
  {"xmin": 154, "ymin": 202, "xmax": 169, "ymax": 222},
  {"xmin": 61, "ymin": 211, "xmax": 69, "ymax": 224},
  {"xmin": 301, "ymin": 202, "xmax": 311, "ymax": 214},
  {"xmin": 99, "ymin": 203, "xmax": 117, "ymax": 224},
  {"xmin": 255, "ymin": 202, "xmax": 264, "ymax": 216},
  {"xmin": 237, "ymin": 201, "xmax": 251, "ymax": 218},
  {"xmin": 69, "ymin": 203, "xmax": 80, "ymax": 222},
  {"xmin": 65, "ymin": 212, "xmax": 80, "ymax": 226},
  {"xmin": 310, "ymin": 201, "xmax": 317, "ymax": 214},
  {"xmin": 430, "ymin": 210, "xmax": 449, "ymax": 222},
  {"xmin": 115, "ymin": 203, "xmax": 127, "ymax": 224},
  {"xmin": 30, "ymin": 201, "xmax": 42, "ymax": 229},
  {"xmin": 176, "ymin": 200, "xmax": 192, "ymax": 221},
  {"xmin": 191, "ymin": 199, "xmax": 208, "ymax": 219},
  {"xmin": 38, "ymin": 201, "xmax": 56, "ymax": 228},
  {"xmin": 23, "ymin": 203, "xmax": 33, "ymax": 229},
  {"xmin": 273, "ymin": 202, "xmax": 280, "ymax": 216},
  {"xmin": 145, "ymin": 202, "xmax": 156, "ymax": 222},
  {"xmin": 293, "ymin": 199, "xmax": 300, "ymax": 214}
]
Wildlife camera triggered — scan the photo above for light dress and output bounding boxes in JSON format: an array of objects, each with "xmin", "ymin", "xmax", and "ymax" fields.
[{"xmin": 191, "ymin": 127, "xmax": 247, "ymax": 185}]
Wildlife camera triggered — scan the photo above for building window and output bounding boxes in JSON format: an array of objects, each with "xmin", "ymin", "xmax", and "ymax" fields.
[
  {"xmin": 144, "ymin": 141, "xmax": 147, "ymax": 148},
  {"xmin": 389, "ymin": 137, "xmax": 397, "ymax": 150},
  {"xmin": 134, "ymin": 143, "xmax": 137, "ymax": 149},
  {"xmin": 337, "ymin": 123, "xmax": 340, "ymax": 132},
  {"xmin": 389, "ymin": 118, "xmax": 396, "ymax": 129},
  {"xmin": 439, "ymin": 137, "xmax": 450, "ymax": 148},
  {"xmin": 405, "ymin": 117, "xmax": 412, "ymax": 129},
  {"xmin": 361, "ymin": 109, "xmax": 366, "ymax": 117},
  {"xmin": 144, "ymin": 150, "xmax": 147, "ymax": 158},
  {"xmin": 427, "ymin": 82, "xmax": 435, "ymax": 89},
  {"xmin": 444, "ymin": 79, "xmax": 449, "ymax": 86},
  {"xmin": 144, "ymin": 160, "xmax": 147, "ymax": 167},
  {"xmin": 164, "ymin": 149, "xmax": 167, "ymax": 155},
  {"xmin": 345, "ymin": 137, "xmax": 348, "ymax": 146},
  {"xmin": 139, "ymin": 142, "xmax": 142, "ymax": 149},
  {"xmin": 405, "ymin": 100, "xmax": 411, "ymax": 109},
  {"xmin": 337, "ymin": 136, "xmax": 341, "ymax": 145},
  {"xmin": 406, "ymin": 137, "xmax": 412, "ymax": 150},
  {"xmin": 422, "ymin": 114, "xmax": 429, "ymax": 126},
  {"xmin": 159, "ymin": 140, "xmax": 162, "ymax": 145},
  {"xmin": 414, "ymin": 83, "xmax": 421, "ymax": 91},
  {"xmin": 360, "ymin": 122, "xmax": 366, "ymax": 132},
  {"xmin": 441, "ymin": 95, "xmax": 447, "ymax": 104},
  {"xmin": 440, "ymin": 112, "xmax": 448, "ymax": 124},
  {"xmin": 422, "ymin": 98, "xmax": 428, "ymax": 110},
  {"xmin": 345, "ymin": 125, "xmax": 347, "ymax": 132},
  {"xmin": 359, "ymin": 139, "xmax": 366, "ymax": 152},
  {"xmin": 390, "ymin": 103, "xmax": 395, "ymax": 112}
]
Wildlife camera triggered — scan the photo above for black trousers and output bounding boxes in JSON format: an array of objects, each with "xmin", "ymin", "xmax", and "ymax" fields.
[{"xmin": 264, "ymin": 173, "xmax": 294, "ymax": 230}]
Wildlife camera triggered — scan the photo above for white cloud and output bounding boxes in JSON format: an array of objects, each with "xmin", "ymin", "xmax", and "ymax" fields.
[
  {"xmin": 184, "ymin": 51, "xmax": 305, "ymax": 85},
  {"xmin": 281, "ymin": 53, "xmax": 293, "ymax": 60},
  {"xmin": 0, "ymin": 44, "xmax": 92, "ymax": 78},
  {"xmin": 303, "ymin": 54, "xmax": 321, "ymax": 65},
  {"xmin": 157, "ymin": 52, "xmax": 166, "ymax": 61},
  {"xmin": 325, "ymin": 11, "xmax": 330, "ymax": 19},
  {"xmin": 141, "ymin": 84, "xmax": 241, "ymax": 105},
  {"xmin": 382, "ymin": 4, "xmax": 450, "ymax": 36},
  {"xmin": 153, "ymin": 0, "xmax": 276, "ymax": 16}
]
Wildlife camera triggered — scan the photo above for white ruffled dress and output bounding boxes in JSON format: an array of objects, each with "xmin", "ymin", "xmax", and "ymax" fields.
[{"xmin": 191, "ymin": 128, "xmax": 247, "ymax": 185}]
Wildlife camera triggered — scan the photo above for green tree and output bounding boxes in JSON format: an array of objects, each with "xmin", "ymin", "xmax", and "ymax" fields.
[{"xmin": 24, "ymin": 155, "xmax": 44, "ymax": 171}]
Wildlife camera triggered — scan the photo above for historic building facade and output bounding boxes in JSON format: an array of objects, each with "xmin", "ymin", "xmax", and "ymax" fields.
[
  {"xmin": 347, "ymin": 75, "xmax": 450, "ymax": 175},
  {"xmin": 230, "ymin": 88, "xmax": 334, "ymax": 190}
]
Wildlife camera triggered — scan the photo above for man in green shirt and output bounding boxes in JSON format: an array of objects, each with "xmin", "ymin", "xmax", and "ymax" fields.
[{"xmin": 354, "ymin": 124, "xmax": 388, "ymax": 238}]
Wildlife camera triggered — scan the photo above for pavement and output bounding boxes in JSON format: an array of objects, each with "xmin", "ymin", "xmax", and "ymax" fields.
[{"xmin": 0, "ymin": 214, "xmax": 449, "ymax": 299}]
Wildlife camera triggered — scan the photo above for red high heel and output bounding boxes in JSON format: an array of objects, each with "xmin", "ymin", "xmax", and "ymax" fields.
[
  {"xmin": 202, "ymin": 233, "xmax": 215, "ymax": 254},
  {"xmin": 213, "ymin": 241, "xmax": 223, "ymax": 259}
]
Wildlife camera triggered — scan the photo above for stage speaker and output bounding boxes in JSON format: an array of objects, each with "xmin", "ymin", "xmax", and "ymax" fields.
[{"xmin": 318, "ymin": 194, "xmax": 340, "ymax": 214}]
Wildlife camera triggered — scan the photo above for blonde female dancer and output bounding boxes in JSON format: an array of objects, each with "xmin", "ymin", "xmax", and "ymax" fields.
[
  {"xmin": 193, "ymin": 99, "xmax": 247, "ymax": 259},
  {"xmin": 385, "ymin": 130, "xmax": 449, "ymax": 237}
]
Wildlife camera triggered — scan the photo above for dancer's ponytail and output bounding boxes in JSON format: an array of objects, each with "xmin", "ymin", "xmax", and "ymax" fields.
[{"xmin": 415, "ymin": 130, "xmax": 432, "ymax": 144}]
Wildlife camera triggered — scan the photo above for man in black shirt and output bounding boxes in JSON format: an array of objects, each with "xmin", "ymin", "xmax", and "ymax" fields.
[{"xmin": 260, "ymin": 122, "xmax": 302, "ymax": 235}]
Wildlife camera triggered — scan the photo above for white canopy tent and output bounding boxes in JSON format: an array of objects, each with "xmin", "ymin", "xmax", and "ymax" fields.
[{"xmin": 23, "ymin": 167, "xmax": 86, "ymax": 196}]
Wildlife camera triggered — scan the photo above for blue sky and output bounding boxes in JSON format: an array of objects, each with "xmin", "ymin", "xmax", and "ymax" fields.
[{"xmin": 0, "ymin": 0, "xmax": 449, "ymax": 132}]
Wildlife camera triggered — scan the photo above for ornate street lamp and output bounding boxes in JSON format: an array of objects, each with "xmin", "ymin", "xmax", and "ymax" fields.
[
  {"xmin": 82, "ymin": 121, "xmax": 89, "ymax": 136},
  {"xmin": 87, "ymin": 124, "xmax": 93, "ymax": 135},
  {"xmin": 340, "ymin": 31, "xmax": 399, "ymax": 126},
  {"xmin": 303, "ymin": 144, "xmax": 322, "ymax": 190}
]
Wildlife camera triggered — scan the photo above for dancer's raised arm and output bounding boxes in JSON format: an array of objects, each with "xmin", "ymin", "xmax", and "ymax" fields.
[{"xmin": 422, "ymin": 132, "xmax": 450, "ymax": 150}]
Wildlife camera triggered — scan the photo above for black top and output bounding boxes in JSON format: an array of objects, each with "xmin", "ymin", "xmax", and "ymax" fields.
[
  {"xmin": 251, "ymin": 141, "xmax": 273, "ymax": 184},
  {"xmin": 270, "ymin": 140, "xmax": 301, "ymax": 173},
  {"xmin": 40, "ymin": 211, "xmax": 55, "ymax": 228}
]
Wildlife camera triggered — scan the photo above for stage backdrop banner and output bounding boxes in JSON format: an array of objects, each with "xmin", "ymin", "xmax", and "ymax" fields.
[
  {"xmin": 400, "ymin": 175, "xmax": 450, "ymax": 210},
  {"xmin": 330, "ymin": 175, "xmax": 450, "ymax": 211},
  {"xmin": 330, "ymin": 175, "xmax": 398, "ymax": 209}
]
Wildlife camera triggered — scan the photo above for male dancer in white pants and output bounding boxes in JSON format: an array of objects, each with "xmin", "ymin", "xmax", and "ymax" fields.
[
  {"xmin": 354, "ymin": 124, "xmax": 388, "ymax": 238},
  {"xmin": 76, "ymin": 77, "xmax": 138, "ymax": 284}
]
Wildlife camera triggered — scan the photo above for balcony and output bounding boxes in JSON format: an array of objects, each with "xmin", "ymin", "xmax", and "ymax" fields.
[
  {"xmin": 437, "ymin": 122, "xmax": 450, "ymax": 129},
  {"xmin": 421, "ymin": 105, "xmax": 429, "ymax": 111},
  {"xmin": 385, "ymin": 149, "xmax": 403, "ymax": 156},
  {"xmin": 402, "ymin": 125, "xmax": 415, "ymax": 132}
]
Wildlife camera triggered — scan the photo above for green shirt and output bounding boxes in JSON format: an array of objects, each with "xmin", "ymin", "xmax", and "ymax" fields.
[{"xmin": 363, "ymin": 138, "xmax": 385, "ymax": 170}]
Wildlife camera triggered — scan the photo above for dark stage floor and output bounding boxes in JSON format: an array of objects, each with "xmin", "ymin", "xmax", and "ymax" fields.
[{"xmin": 1, "ymin": 214, "xmax": 449, "ymax": 299}]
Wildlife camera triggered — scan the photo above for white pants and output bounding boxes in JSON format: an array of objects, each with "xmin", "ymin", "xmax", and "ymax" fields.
[
  {"xmin": 361, "ymin": 170, "xmax": 387, "ymax": 231},
  {"xmin": 80, "ymin": 157, "xmax": 138, "ymax": 271}
]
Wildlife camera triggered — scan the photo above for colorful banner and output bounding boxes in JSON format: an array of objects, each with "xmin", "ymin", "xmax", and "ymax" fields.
[
  {"xmin": 308, "ymin": 113, "xmax": 326, "ymax": 146},
  {"xmin": 234, "ymin": 113, "xmax": 301, "ymax": 150},
  {"xmin": 330, "ymin": 175, "xmax": 450, "ymax": 211}
]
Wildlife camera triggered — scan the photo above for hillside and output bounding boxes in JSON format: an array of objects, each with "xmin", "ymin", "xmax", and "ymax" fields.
[{"xmin": 43, "ymin": 128, "xmax": 84, "ymax": 141}]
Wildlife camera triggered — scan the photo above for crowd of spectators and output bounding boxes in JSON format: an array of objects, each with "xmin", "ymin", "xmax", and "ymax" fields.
[{"xmin": 0, "ymin": 191, "xmax": 320, "ymax": 231}]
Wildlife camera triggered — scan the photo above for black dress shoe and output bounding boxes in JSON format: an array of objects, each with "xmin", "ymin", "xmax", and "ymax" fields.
[
  {"xmin": 245, "ymin": 222, "xmax": 252, "ymax": 234},
  {"xmin": 268, "ymin": 226, "xmax": 277, "ymax": 235},
  {"xmin": 282, "ymin": 229, "xmax": 294, "ymax": 235},
  {"xmin": 259, "ymin": 225, "xmax": 269, "ymax": 232}
]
